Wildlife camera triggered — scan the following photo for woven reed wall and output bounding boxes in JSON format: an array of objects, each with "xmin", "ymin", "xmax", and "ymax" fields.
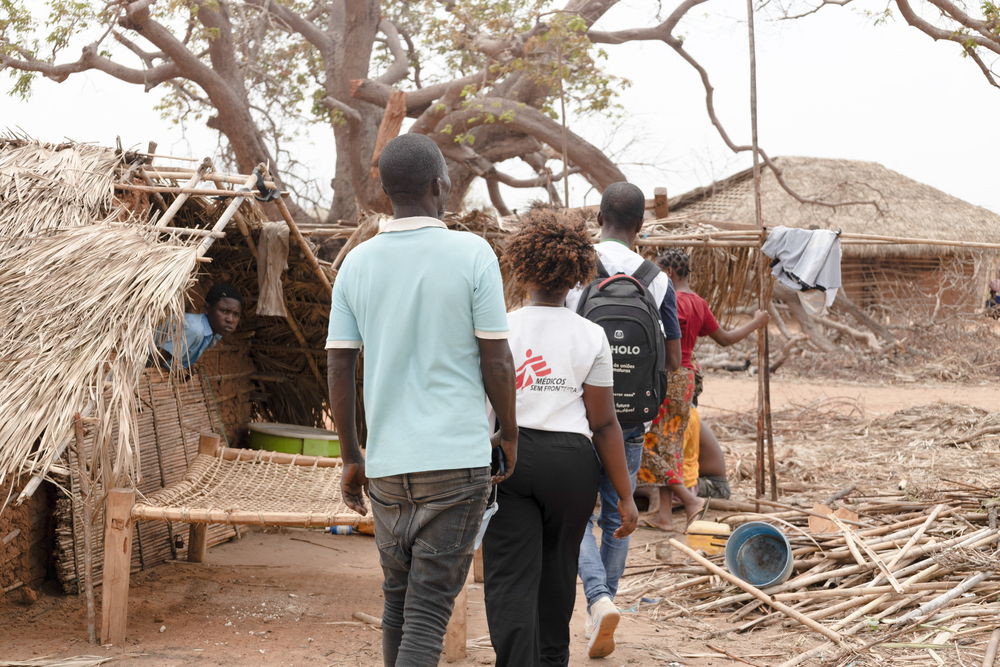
[{"xmin": 54, "ymin": 369, "xmax": 238, "ymax": 594}]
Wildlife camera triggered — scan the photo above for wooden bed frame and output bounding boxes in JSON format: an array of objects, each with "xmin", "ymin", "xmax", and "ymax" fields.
[{"xmin": 99, "ymin": 433, "xmax": 471, "ymax": 661}]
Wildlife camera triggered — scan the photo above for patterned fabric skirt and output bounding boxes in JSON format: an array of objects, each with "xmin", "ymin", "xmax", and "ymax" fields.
[{"xmin": 637, "ymin": 368, "xmax": 695, "ymax": 486}]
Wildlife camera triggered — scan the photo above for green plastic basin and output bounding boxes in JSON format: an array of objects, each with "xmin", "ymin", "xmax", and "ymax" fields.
[{"xmin": 248, "ymin": 422, "xmax": 340, "ymax": 458}]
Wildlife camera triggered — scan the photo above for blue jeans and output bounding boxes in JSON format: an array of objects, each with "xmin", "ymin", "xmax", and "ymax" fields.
[
  {"xmin": 578, "ymin": 430, "xmax": 644, "ymax": 608},
  {"xmin": 368, "ymin": 467, "xmax": 490, "ymax": 667}
]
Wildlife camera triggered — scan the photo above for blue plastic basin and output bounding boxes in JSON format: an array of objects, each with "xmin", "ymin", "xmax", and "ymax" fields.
[{"xmin": 724, "ymin": 521, "xmax": 793, "ymax": 588}]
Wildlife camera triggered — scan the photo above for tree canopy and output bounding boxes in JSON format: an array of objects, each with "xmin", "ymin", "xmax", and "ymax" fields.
[{"xmin": 2, "ymin": 0, "xmax": 990, "ymax": 222}]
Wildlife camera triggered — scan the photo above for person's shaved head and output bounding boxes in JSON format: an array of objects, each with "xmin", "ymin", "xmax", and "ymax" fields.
[
  {"xmin": 599, "ymin": 182, "xmax": 645, "ymax": 232},
  {"xmin": 379, "ymin": 134, "xmax": 448, "ymax": 200}
]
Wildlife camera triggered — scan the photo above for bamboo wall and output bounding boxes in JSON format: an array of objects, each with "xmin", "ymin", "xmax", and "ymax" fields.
[{"xmin": 54, "ymin": 369, "xmax": 238, "ymax": 594}]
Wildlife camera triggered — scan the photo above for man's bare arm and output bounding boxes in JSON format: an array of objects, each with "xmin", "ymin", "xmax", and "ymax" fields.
[
  {"xmin": 477, "ymin": 338, "xmax": 517, "ymax": 483},
  {"xmin": 328, "ymin": 348, "xmax": 367, "ymax": 515}
]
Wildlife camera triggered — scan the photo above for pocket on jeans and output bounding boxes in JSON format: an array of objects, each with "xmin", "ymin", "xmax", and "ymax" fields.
[
  {"xmin": 368, "ymin": 490, "xmax": 401, "ymax": 550},
  {"xmin": 414, "ymin": 486, "xmax": 488, "ymax": 555}
]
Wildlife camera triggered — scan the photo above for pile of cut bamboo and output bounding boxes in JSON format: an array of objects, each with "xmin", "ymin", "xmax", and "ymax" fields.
[{"xmin": 623, "ymin": 490, "xmax": 1000, "ymax": 665}]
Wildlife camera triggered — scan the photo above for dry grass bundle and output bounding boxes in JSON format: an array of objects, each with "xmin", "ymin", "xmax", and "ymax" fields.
[
  {"xmin": 0, "ymin": 657, "xmax": 115, "ymax": 667},
  {"xmin": 868, "ymin": 403, "xmax": 1000, "ymax": 447},
  {"xmin": 0, "ymin": 225, "xmax": 196, "ymax": 494},
  {"xmin": 0, "ymin": 138, "xmax": 121, "ymax": 239},
  {"xmin": 635, "ymin": 221, "xmax": 758, "ymax": 327}
]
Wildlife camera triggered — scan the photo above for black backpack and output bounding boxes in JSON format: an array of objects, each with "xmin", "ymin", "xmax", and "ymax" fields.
[{"xmin": 576, "ymin": 259, "xmax": 667, "ymax": 428}]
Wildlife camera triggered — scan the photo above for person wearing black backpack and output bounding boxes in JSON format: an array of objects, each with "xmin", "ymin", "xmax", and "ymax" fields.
[{"xmin": 566, "ymin": 182, "xmax": 681, "ymax": 659}]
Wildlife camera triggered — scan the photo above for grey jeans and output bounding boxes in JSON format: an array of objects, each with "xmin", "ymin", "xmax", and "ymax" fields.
[{"xmin": 368, "ymin": 467, "xmax": 490, "ymax": 667}]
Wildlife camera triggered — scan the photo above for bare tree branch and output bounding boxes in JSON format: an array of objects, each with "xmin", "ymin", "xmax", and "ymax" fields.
[
  {"xmin": 111, "ymin": 31, "xmax": 164, "ymax": 68},
  {"xmin": 376, "ymin": 19, "xmax": 409, "ymax": 85},
  {"xmin": 588, "ymin": 0, "xmax": 883, "ymax": 213},
  {"xmin": 485, "ymin": 177, "xmax": 512, "ymax": 216},
  {"xmin": 896, "ymin": 0, "xmax": 1000, "ymax": 56},
  {"xmin": 966, "ymin": 47, "xmax": 1000, "ymax": 88},
  {"xmin": 352, "ymin": 69, "xmax": 490, "ymax": 115},
  {"xmin": 433, "ymin": 96, "xmax": 626, "ymax": 189},
  {"xmin": 779, "ymin": 0, "xmax": 855, "ymax": 21},
  {"xmin": 0, "ymin": 42, "xmax": 178, "ymax": 89},
  {"xmin": 323, "ymin": 95, "xmax": 363, "ymax": 123},
  {"xmin": 494, "ymin": 165, "xmax": 581, "ymax": 188},
  {"xmin": 247, "ymin": 0, "xmax": 333, "ymax": 53},
  {"xmin": 924, "ymin": 0, "xmax": 1000, "ymax": 47}
]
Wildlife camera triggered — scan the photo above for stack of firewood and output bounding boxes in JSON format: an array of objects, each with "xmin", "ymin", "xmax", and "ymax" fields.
[{"xmin": 622, "ymin": 490, "xmax": 1000, "ymax": 665}]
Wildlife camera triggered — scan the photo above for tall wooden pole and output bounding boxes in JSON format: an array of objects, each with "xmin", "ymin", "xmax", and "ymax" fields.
[{"xmin": 746, "ymin": 0, "xmax": 776, "ymax": 501}]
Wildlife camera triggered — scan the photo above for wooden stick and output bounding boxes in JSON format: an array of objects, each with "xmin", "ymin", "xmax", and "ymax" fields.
[
  {"xmin": 274, "ymin": 195, "xmax": 332, "ymax": 292},
  {"xmin": 130, "ymin": 505, "xmax": 364, "ymax": 527},
  {"xmin": 119, "ymin": 183, "xmax": 261, "ymax": 197},
  {"xmin": 707, "ymin": 644, "xmax": 767, "ymax": 666},
  {"xmin": 72, "ymin": 414, "xmax": 97, "ymax": 644},
  {"xmin": 137, "ymin": 168, "xmax": 169, "ymax": 212},
  {"xmin": 837, "ymin": 231, "xmax": 1000, "ymax": 250},
  {"xmin": 831, "ymin": 515, "xmax": 903, "ymax": 592},
  {"xmin": 105, "ymin": 222, "xmax": 224, "ymax": 238},
  {"xmin": 772, "ymin": 582, "xmax": 960, "ymax": 601},
  {"xmin": 153, "ymin": 158, "xmax": 210, "ymax": 228},
  {"xmin": 888, "ymin": 571, "xmax": 995, "ymax": 625},
  {"xmin": 668, "ymin": 538, "xmax": 847, "ymax": 646},
  {"xmin": 886, "ymin": 504, "xmax": 945, "ymax": 572},
  {"xmin": 143, "ymin": 170, "xmax": 278, "ymax": 189},
  {"xmin": 749, "ymin": 497, "xmax": 868, "ymax": 526},
  {"xmin": 2, "ymin": 580, "xmax": 24, "ymax": 594},
  {"xmin": 352, "ymin": 611, "xmax": 382, "ymax": 628},
  {"xmin": 218, "ymin": 446, "xmax": 340, "ymax": 468},
  {"xmin": 982, "ymin": 628, "xmax": 1000, "ymax": 666},
  {"xmin": 141, "ymin": 153, "xmax": 202, "ymax": 162},
  {"xmin": 193, "ymin": 166, "xmax": 261, "ymax": 256}
]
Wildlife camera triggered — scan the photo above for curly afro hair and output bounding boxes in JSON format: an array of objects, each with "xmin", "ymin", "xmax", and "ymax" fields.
[
  {"xmin": 502, "ymin": 215, "xmax": 596, "ymax": 297},
  {"xmin": 656, "ymin": 248, "xmax": 690, "ymax": 278}
]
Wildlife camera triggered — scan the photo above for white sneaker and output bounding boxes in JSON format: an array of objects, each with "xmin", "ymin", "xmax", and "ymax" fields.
[{"xmin": 587, "ymin": 595, "xmax": 620, "ymax": 658}]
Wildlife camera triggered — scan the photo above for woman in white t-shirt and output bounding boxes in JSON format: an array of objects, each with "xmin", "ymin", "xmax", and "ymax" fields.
[{"xmin": 483, "ymin": 218, "xmax": 638, "ymax": 667}]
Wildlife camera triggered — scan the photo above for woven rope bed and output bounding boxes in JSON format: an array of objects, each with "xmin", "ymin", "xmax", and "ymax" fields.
[
  {"xmin": 131, "ymin": 444, "xmax": 363, "ymax": 528},
  {"xmin": 101, "ymin": 433, "xmax": 469, "ymax": 658}
]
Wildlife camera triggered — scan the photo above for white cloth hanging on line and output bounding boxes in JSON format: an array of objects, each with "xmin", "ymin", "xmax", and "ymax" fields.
[{"xmin": 761, "ymin": 226, "xmax": 842, "ymax": 307}]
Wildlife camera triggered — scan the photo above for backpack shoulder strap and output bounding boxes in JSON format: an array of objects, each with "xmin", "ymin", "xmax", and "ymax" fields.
[
  {"xmin": 631, "ymin": 259, "xmax": 660, "ymax": 288},
  {"xmin": 596, "ymin": 258, "xmax": 610, "ymax": 279}
]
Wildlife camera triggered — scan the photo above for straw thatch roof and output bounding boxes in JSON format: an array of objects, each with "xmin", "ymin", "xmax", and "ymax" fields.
[
  {"xmin": 663, "ymin": 157, "xmax": 1000, "ymax": 257},
  {"xmin": 0, "ymin": 138, "xmax": 330, "ymax": 498}
]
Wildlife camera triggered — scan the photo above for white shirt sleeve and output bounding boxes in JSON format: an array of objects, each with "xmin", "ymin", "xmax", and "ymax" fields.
[{"xmin": 584, "ymin": 334, "xmax": 614, "ymax": 387}]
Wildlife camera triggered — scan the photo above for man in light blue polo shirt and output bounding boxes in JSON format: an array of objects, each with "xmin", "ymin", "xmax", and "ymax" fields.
[{"xmin": 327, "ymin": 134, "xmax": 517, "ymax": 667}]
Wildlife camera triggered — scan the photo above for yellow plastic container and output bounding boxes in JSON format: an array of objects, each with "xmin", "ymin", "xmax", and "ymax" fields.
[{"xmin": 685, "ymin": 520, "xmax": 731, "ymax": 555}]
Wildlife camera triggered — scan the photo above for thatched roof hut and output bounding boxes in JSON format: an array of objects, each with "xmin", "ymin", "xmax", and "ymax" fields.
[
  {"xmin": 0, "ymin": 138, "xmax": 332, "ymax": 597},
  {"xmin": 665, "ymin": 156, "xmax": 1000, "ymax": 256},
  {"xmin": 662, "ymin": 156, "xmax": 1000, "ymax": 310}
]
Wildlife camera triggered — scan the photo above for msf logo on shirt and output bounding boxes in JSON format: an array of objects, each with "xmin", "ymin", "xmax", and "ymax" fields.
[{"xmin": 515, "ymin": 349, "xmax": 551, "ymax": 389}]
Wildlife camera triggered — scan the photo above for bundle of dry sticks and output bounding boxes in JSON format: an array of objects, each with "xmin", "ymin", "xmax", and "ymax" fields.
[{"xmin": 622, "ymin": 488, "xmax": 1000, "ymax": 666}]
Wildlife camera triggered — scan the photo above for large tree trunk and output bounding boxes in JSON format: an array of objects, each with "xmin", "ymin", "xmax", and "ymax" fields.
[{"xmin": 326, "ymin": 2, "xmax": 384, "ymax": 219}]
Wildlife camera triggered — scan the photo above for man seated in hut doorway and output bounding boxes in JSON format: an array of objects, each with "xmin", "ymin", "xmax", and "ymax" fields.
[
  {"xmin": 157, "ymin": 284, "xmax": 242, "ymax": 369},
  {"xmin": 327, "ymin": 134, "xmax": 517, "ymax": 666}
]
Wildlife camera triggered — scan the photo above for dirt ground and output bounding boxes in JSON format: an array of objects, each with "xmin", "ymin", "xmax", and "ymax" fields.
[{"xmin": 3, "ymin": 374, "xmax": 999, "ymax": 666}]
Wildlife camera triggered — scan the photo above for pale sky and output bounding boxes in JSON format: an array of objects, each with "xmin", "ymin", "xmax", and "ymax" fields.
[{"xmin": 2, "ymin": 1, "xmax": 998, "ymax": 215}]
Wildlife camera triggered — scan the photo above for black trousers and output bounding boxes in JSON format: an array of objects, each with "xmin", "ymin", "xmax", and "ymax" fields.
[{"xmin": 483, "ymin": 427, "xmax": 602, "ymax": 667}]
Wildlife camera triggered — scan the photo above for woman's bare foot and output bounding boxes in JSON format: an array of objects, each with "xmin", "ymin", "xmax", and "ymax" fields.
[
  {"xmin": 641, "ymin": 514, "xmax": 675, "ymax": 532},
  {"xmin": 685, "ymin": 496, "xmax": 707, "ymax": 525}
]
